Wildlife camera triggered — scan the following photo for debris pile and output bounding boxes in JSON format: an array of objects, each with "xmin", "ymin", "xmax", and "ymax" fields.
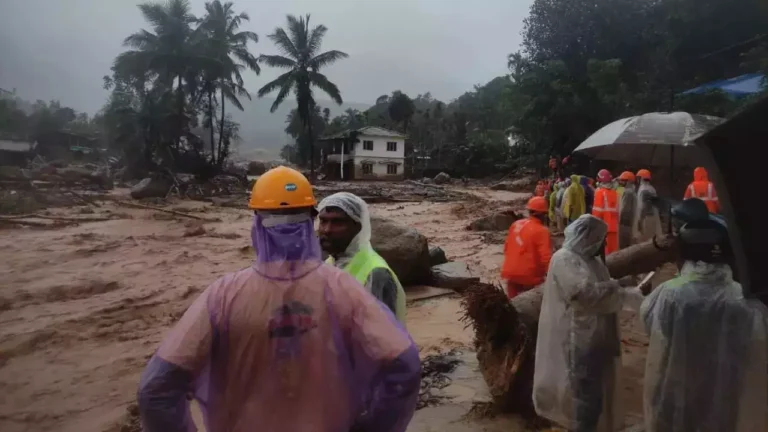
[
  {"xmin": 418, "ymin": 349, "xmax": 462, "ymax": 409},
  {"xmin": 314, "ymin": 180, "xmax": 470, "ymax": 203},
  {"xmin": 130, "ymin": 173, "xmax": 245, "ymax": 200}
]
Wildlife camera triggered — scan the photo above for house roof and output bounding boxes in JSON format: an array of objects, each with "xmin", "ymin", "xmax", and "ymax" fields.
[
  {"xmin": 321, "ymin": 126, "xmax": 407, "ymax": 140},
  {"xmin": 356, "ymin": 126, "xmax": 406, "ymax": 138},
  {"xmin": 0, "ymin": 139, "xmax": 36, "ymax": 152}
]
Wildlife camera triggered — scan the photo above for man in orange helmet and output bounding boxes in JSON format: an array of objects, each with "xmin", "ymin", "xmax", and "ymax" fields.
[
  {"xmin": 137, "ymin": 166, "xmax": 420, "ymax": 432},
  {"xmin": 592, "ymin": 169, "xmax": 620, "ymax": 255},
  {"xmin": 684, "ymin": 166, "xmax": 720, "ymax": 213},
  {"xmin": 501, "ymin": 196, "xmax": 553, "ymax": 299}
]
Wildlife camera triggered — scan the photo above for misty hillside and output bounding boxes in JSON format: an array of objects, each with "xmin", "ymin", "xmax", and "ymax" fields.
[{"xmin": 229, "ymin": 97, "xmax": 370, "ymax": 160}]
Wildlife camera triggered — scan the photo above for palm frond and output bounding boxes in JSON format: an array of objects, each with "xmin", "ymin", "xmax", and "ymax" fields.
[
  {"xmin": 123, "ymin": 29, "xmax": 158, "ymax": 49},
  {"xmin": 231, "ymin": 30, "xmax": 258, "ymax": 45},
  {"xmin": 221, "ymin": 84, "xmax": 245, "ymax": 111},
  {"xmin": 267, "ymin": 27, "xmax": 300, "ymax": 59},
  {"xmin": 286, "ymin": 14, "xmax": 309, "ymax": 54},
  {"xmin": 308, "ymin": 71, "xmax": 343, "ymax": 105},
  {"xmin": 257, "ymin": 72, "xmax": 295, "ymax": 110},
  {"xmin": 258, "ymin": 54, "xmax": 296, "ymax": 69},
  {"xmin": 232, "ymin": 46, "xmax": 260, "ymax": 73},
  {"xmin": 271, "ymin": 81, "xmax": 293, "ymax": 113},
  {"xmin": 306, "ymin": 24, "xmax": 328, "ymax": 57},
  {"xmin": 309, "ymin": 50, "xmax": 349, "ymax": 70},
  {"xmin": 137, "ymin": 3, "xmax": 167, "ymax": 28}
]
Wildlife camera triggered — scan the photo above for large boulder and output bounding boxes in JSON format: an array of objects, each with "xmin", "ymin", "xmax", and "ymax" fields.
[
  {"xmin": 434, "ymin": 172, "xmax": 451, "ymax": 185},
  {"xmin": 430, "ymin": 261, "xmax": 480, "ymax": 291},
  {"xmin": 247, "ymin": 161, "xmax": 267, "ymax": 176},
  {"xmin": 467, "ymin": 208, "xmax": 521, "ymax": 231},
  {"xmin": 130, "ymin": 177, "xmax": 172, "ymax": 199},
  {"xmin": 371, "ymin": 216, "xmax": 431, "ymax": 285},
  {"xmin": 490, "ymin": 175, "xmax": 538, "ymax": 192}
]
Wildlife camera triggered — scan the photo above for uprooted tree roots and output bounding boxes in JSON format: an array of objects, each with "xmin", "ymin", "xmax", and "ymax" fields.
[
  {"xmin": 460, "ymin": 282, "xmax": 539, "ymax": 417},
  {"xmin": 460, "ymin": 235, "xmax": 679, "ymax": 416}
]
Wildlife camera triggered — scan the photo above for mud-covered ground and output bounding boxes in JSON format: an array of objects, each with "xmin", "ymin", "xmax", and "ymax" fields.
[{"xmin": 0, "ymin": 184, "xmax": 652, "ymax": 432}]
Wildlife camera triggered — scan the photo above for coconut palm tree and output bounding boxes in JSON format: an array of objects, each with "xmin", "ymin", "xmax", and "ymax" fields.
[
  {"xmin": 114, "ymin": 0, "xmax": 201, "ymax": 146},
  {"xmin": 199, "ymin": 0, "xmax": 259, "ymax": 165},
  {"xmin": 257, "ymin": 14, "xmax": 348, "ymax": 179}
]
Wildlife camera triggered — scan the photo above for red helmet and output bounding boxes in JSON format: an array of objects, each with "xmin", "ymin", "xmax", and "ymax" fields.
[
  {"xmin": 526, "ymin": 196, "xmax": 549, "ymax": 214},
  {"xmin": 597, "ymin": 169, "xmax": 612, "ymax": 183}
]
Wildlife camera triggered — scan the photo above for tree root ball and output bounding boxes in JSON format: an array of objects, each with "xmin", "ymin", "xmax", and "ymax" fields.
[{"xmin": 460, "ymin": 235, "xmax": 678, "ymax": 415}]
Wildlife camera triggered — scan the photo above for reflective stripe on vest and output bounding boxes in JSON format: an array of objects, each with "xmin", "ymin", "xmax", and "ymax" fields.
[
  {"xmin": 327, "ymin": 248, "xmax": 407, "ymax": 324},
  {"xmin": 513, "ymin": 219, "xmax": 530, "ymax": 247},
  {"xmin": 689, "ymin": 183, "xmax": 718, "ymax": 202},
  {"xmin": 593, "ymin": 190, "xmax": 618, "ymax": 213}
]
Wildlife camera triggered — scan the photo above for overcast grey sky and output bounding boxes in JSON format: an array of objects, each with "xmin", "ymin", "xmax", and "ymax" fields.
[{"xmin": 0, "ymin": 0, "xmax": 532, "ymax": 114}]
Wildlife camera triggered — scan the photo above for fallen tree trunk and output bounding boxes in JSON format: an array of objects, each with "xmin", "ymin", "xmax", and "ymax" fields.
[{"xmin": 460, "ymin": 234, "xmax": 678, "ymax": 416}]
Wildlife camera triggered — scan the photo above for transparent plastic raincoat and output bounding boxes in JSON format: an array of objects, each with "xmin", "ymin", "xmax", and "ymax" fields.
[
  {"xmin": 640, "ymin": 261, "xmax": 768, "ymax": 432},
  {"xmin": 533, "ymin": 214, "xmax": 628, "ymax": 432},
  {"xmin": 636, "ymin": 181, "xmax": 662, "ymax": 242},
  {"xmin": 618, "ymin": 183, "xmax": 638, "ymax": 249},
  {"xmin": 137, "ymin": 212, "xmax": 421, "ymax": 432}
]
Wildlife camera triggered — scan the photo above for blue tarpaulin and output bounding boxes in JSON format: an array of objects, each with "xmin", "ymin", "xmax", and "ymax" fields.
[{"xmin": 681, "ymin": 73, "xmax": 766, "ymax": 97}]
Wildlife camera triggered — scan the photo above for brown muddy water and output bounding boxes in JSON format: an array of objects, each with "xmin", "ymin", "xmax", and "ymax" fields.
[{"xmin": 0, "ymin": 186, "xmax": 648, "ymax": 431}]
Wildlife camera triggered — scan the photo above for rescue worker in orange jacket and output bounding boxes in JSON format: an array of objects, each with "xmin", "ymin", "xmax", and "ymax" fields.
[
  {"xmin": 683, "ymin": 167, "xmax": 720, "ymax": 214},
  {"xmin": 502, "ymin": 196, "xmax": 553, "ymax": 299},
  {"xmin": 592, "ymin": 169, "xmax": 620, "ymax": 256}
]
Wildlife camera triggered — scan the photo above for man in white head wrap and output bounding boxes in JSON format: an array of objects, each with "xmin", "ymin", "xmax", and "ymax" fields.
[
  {"xmin": 532, "ymin": 214, "xmax": 645, "ymax": 432},
  {"xmin": 318, "ymin": 192, "xmax": 407, "ymax": 323}
]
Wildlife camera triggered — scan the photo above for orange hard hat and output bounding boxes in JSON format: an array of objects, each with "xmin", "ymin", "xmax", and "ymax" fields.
[
  {"xmin": 618, "ymin": 171, "xmax": 636, "ymax": 182},
  {"xmin": 248, "ymin": 166, "xmax": 317, "ymax": 210},
  {"xmin": 526, "ymin": 196, "xmax": 549, "ymax": 214},
  {"xmin": 636, "ymin": 169, "xmax": 652, "ymax": 180}
]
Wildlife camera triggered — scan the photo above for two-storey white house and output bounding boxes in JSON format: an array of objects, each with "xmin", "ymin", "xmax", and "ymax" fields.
[{"xmin": 321, "ymin": 126, "xmax": 406, "ymax": 180}]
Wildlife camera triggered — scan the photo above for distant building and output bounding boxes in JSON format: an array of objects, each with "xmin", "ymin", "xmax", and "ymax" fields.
[
  {"xmin": 0, "ymin": 139, "xmax": 36, "ymax": 166},
  {"xmin": 320, "ymin": 126, "xmax": 406, "ymax": 180}
]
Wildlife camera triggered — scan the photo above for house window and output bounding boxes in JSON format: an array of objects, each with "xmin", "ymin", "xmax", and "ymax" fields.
[
  {"xmin": 387, "ymin": 164, "xmax": 398, "ymax": 175},
  {"xmin": 362, "ymin": 163, "xmax": 373, "ymax": 174},
  {"xmin": 386, "ymin": 141, "xmax": 397, "ymax": 151},
  {"xmin": 363, "ymin": 140, "xmax": 373, "ymax": 150}
]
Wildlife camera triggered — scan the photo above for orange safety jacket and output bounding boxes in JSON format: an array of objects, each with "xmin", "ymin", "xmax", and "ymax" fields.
[
  {"xmin": 684, "ymin": 167, "xmax": 720, "ymax": 213},
  {"xmin": 592, "ymin": 187, "xmax": 619, "ymax": 232},
  {"xmin": 501, "ymin": 217, "xmax": 552, "ymax": 287}
]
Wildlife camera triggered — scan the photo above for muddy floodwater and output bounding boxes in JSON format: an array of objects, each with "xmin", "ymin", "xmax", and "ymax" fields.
[{"xmin": 0, "ymin": 185, "xmax": 650, "ymax": 431}]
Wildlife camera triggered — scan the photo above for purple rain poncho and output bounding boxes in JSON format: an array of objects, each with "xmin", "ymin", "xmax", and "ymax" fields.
[{"xmin": 137, "ymin": 213, "xmax": 421, "ymax": 432}]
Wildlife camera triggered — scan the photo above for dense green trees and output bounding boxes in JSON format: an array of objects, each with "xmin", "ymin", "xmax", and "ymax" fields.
[
  {"xmin": 0, "ymin": 96, "xmax": 99, "ymax": 142},
  {"xmin": 4, "ymin": 0, "xmax": 766, "ymax": 180},
  {"xmin": 283, "ymin": 0, "xmax": 767, "ymax": 178},
  {"xmin": 100, "ymin": 0, "xmax": 263, "ymax": 175}
]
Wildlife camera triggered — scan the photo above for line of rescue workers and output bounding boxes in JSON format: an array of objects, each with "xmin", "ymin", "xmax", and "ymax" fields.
[{"xmin": 135, "ymin": 165, "xmax": 768, "ymax": 432}]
